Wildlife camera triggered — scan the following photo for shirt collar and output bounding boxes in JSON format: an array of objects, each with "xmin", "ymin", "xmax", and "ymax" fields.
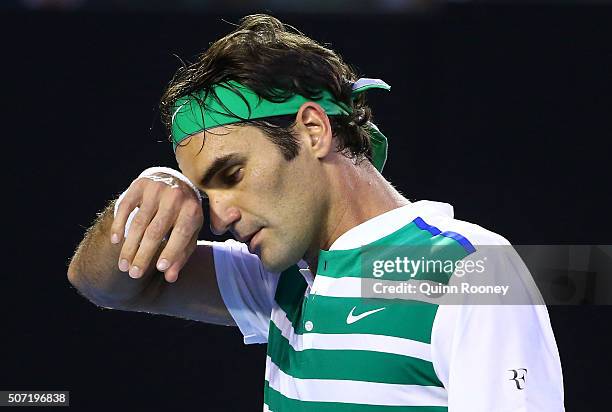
[
  {"xmin": 328, "ymin": 200, "xmax": 454, "ymax": 251},
  {"xmin": 298, "ymin": 200, "xmax": 454, "ymax": 284}
]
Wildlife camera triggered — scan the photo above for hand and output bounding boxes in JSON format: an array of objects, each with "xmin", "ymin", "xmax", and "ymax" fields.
[{"xmin": 111, "ymin": 172, "xmax": 204, "ymax": 283}]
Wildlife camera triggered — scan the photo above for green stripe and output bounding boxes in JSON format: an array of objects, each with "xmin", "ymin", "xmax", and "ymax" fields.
[
  {"xmin": 274, "ymin": 264, "xmax": 307, "ymax": 328},
  {"xmin": 264, "ymin": 381, "xmax": 447, "ymax": 412},
  {"xmin": 267, "ymin": 322, "xmax": 443, "ymax": 386},
  {"xmin": 303, "ymin": 296, "xmax": 439, "ymax": 343},
  {"xmin": 275, "ymin": 223, "xmax": 470, "ymax": 330},
  {"xmin": 274, "ymin": 280, "xmax": 441, "ymax": 343},
  {"xmin": 317, "ymin": 223, "xmax": 468, "ymax": 282}
]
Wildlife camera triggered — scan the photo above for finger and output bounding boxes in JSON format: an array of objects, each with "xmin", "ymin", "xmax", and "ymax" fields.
[
  {"xmin": 111, "ymin": 183, "xmax": 144, "ymax": 244},
  {"xmin": 156, "ymin": 202, "xmax": 203, "ymax": 277},
  {"xmin": 130, "ymin": 206, "xmax": 178, "ymax": 278},
  {"xmin": 119, "ymin": 193, "xmax": 160, "ymax": 275},
  {"xmin": 162, "ymin": 232, "xmax": 198, "ymax": 283},
  {"xmin": 163, "ymin": 260, "xmax": 183, "ymax": 283}
]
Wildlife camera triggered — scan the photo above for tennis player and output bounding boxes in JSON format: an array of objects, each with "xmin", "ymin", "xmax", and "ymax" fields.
[{"xmin": 68, "ymin": 14, "xmax": 564, "ymax": 411}]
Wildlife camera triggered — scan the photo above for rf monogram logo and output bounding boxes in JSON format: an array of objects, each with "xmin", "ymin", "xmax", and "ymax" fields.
[{"xmin": 508, "ymin": 368, "xmax": 528, "ymax": 390}]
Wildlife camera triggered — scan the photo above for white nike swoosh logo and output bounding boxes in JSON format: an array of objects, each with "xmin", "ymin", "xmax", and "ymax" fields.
[{"xmin": 346, "ymin": 306, "xmax": 386, "ymax": 325}]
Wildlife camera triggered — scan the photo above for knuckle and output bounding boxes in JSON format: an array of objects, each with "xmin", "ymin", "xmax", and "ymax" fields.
[
  {"xmin": 131, "ymin": 215, "xmax": 148, "ymax": 229},
  {"xmin": 115, "ymin": 198, "xmax": 133, "ymax": 216},
  {"xmin": 143, "ymin": 185, "xmax": 162, "ymax": 200},
  {"xmin": 128, "ymin": 179, "xmax": 141, "ymax": 189},
  {"xmin": 166, "ymin": 189, "xmax": 184, "ymax": 206},
  {"xmin": 136, "ymin": 202, "xmax": 153, "ymax": 215},
  {"xmin": 155, "ymin": 207, "xmax": 173, "ymax": 222},
  {"xmin": 180, "ymin": 183, "xmax": 197, "ymax": 197},
  {"xmin": 131, "ymin": 177, "xmax": 148, "ymax": 191},
  {"xmin": 172, "ymin": 224, "xmax": 193, "ymax": 239},
  {"xmin": 145, "ymin": 220, "xmax": 165, "ymax": 240},
  {"xmin": 183, "ymin": 202, "xmax": 202, "ymax": 219}
]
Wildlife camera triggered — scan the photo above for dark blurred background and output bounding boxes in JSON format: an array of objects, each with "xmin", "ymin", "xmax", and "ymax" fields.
[{"xmin": 2, "ymin": 1, "xmax": 611, "ymax": 411}]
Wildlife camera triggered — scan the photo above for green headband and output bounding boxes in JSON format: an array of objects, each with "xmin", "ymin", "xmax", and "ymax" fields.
[{"xmin": 171, "ymin": 78, "xmax": 391, "ymax": 171}]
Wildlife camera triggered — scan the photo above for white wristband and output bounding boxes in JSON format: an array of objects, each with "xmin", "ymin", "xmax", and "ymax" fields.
[
  {"xmin": 113, "ymin": 167, "xmax": 202, "ymax": 238},
  {"xmin": 135, "ymin": 166, "xmax": 202, "ymax": 202}
]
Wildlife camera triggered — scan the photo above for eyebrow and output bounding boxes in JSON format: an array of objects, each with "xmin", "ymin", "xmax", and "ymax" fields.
[{"xmin": 200, "ymin": 153, "xmax": 244, "ymax": 187}]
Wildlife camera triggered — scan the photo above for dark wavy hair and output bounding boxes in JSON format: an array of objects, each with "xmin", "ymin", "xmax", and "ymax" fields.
[{"xmin": 160, "ymin": 14, "xmax": 374, "ymax": 163}]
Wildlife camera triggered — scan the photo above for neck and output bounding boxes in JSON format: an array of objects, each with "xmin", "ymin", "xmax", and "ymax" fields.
[{"xmin": 304, "ymin": 159, "xmax": 409, "ymax": 271}]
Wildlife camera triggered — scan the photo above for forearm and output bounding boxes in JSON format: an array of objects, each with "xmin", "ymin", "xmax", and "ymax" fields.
[{"xmin": 67, "ymin": 201, "xmax": 159, "ymax": 307}]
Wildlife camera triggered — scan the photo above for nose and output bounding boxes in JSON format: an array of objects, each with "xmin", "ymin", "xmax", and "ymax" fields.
[{"xmin": 207, "ymin": 192, "xmax": 241, "ymax": 236}]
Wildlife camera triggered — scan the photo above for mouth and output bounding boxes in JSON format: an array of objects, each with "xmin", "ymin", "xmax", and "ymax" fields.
[
  {"xmin": 244, "ymin": 229, "xmax": 262, "ymax": 254},
  {"xmin": 237, "ymin": 229, "xmax": 256, "ymax": 243}
]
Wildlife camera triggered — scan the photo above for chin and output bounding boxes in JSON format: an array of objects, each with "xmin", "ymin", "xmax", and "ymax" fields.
[
  {"xmin": 259, "ymin": 245, "xmax": 303, "ymax": 273},
  {"xmin": 260, "ymin": 256, "xmax": 292, "ymax": 273}
]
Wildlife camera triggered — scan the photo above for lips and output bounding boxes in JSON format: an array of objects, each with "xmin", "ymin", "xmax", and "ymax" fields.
[
  {"xmin": 237, "ymin": 229, "xmax": 258, "ymax": 243},
  {"xmin": 233, "ymin": 226, "xmax": 264, "ymax": 254},
  {"xmin": 245, "ymin": 229, "xmax": 262, "ymax": 253}
]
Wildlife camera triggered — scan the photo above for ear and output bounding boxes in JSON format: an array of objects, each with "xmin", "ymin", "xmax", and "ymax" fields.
[{"xmin": 294, "ymin": 102, "xmax": 333, "ymax": 160}]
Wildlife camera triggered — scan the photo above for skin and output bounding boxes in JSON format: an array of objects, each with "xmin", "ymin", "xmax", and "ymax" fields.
[
  {"xmin": 174, "ymin": 102, "xmax": 409, "ymax": 273},
  {"xmin": 68, "ymin": 101, "xmax": 408, "ymax": 325}
]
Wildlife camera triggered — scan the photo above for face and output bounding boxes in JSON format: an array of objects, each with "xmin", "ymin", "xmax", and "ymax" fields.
[{"xmin": 176, "ymin": 124, "xmax": 328, "ymax": 272}]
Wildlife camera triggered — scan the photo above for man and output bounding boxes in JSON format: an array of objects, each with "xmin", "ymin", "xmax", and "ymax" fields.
[{"xmin": 68, "ymin": 14, "xmax": 564, "ymax": 411}]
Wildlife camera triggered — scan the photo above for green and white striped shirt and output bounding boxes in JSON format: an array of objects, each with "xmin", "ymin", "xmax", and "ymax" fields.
[{"xmin": 212, "ymin": 201, "xmax": 564, "ymax": 411}]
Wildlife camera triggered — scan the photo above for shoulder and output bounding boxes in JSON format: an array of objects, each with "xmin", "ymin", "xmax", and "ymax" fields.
[{"xmin": 414, "ymin": 205, "xmax": 509, "ymax": 248}]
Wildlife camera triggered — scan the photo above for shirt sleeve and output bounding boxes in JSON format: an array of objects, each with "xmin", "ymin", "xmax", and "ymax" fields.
[
  {"xmin": 206, "ymin": 239, "xmax": 280, "ymax": 345},
  {"xmin": 431, "ymin": 245, "xmax": 565, "ymax": 411}
]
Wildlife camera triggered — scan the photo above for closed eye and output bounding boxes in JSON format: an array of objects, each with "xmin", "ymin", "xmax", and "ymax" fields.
[{"xmin": 223, "ymin": 166, "xmax": 244, "ymax": 185}]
